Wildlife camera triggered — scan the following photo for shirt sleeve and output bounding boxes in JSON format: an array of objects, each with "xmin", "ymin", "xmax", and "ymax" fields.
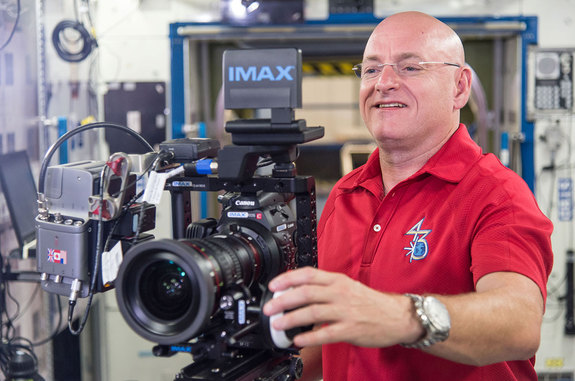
[{"xmin": 469, "ymin": 172, "xmax": 554, "ymax": 301}]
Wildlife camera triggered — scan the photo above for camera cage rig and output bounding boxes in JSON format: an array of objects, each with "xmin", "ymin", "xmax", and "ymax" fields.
[{"xmin": 141, "ymin": 48, "xmax": 324, "ymax": 381}]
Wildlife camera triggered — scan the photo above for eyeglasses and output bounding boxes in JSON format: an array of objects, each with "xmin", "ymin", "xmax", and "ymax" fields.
[{"xmin": 352, "ymin": 61, "xmax": 461, "ymax": 80}]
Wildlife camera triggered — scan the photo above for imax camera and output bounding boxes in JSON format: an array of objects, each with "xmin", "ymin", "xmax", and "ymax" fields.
[{"xmin": 35, "ymin": 48, "xmax": 324, "ymax": 380}]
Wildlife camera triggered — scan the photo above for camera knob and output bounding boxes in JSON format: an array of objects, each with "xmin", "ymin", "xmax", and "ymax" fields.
[{"xmin": 220, "ymin": 295, "xmax": 234, "ymax": 310}]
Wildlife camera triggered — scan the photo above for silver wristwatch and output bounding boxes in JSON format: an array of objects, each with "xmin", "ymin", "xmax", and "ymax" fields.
[{"xmin": 402, "ymin": 293, "xmax": 451, "ymax": 349}]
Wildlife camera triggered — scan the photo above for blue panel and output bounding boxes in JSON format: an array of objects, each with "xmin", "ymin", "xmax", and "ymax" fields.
[
  {"xmin": 520, "ymin": 16, "xmax": 538, "ymax": 193},
  {"xmin": 170, "ymin": 23, "xmax": 186, "ymax": 140},
  {"xmin": 57, "ymin": 117, "xmax": 68, "ymax": 164},
  {"xmin": 198, "ymin": 121, "xmax": 208, "ymax": 218},
  {"xmin": 322, "ymin": 13, "xmax": 380, "ymax": 24}
]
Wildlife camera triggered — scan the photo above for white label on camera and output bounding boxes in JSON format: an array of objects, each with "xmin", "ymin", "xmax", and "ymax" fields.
[
  {"xmin": 142, "ymin": 171, "xmax": 166, "ymax": 205},
  {"xmin": 102, "ymin": 241, "xmax": 123, "ymax": 285}
]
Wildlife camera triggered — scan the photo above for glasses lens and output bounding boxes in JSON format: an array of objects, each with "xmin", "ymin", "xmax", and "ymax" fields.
[
  {"xmin": 352, "ymin": 64, "xmax": 362, "ymax": 78},
  {"xmin": 397, "ymin": 62, "xmax": 425, "ymax": 76},
  {"xmin": 359, "ymin": 64, "xmax": 380, "ymax": 80}
]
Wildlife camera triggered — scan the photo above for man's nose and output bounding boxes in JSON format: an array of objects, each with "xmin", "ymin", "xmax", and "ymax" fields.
[{"xmin": 375, "ymin": 65, "xmax": 400, "ymax": 91}]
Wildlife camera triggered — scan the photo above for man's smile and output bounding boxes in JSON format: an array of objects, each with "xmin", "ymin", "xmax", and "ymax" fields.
[{"xmin": 377, "ymin": 102, "xmax": 407, "ymax": 108}]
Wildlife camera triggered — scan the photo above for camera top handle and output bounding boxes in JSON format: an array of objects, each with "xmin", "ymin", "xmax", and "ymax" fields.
[{"xmin": 221, "ymin": 48, "xmax": 324, "ymax": 181}]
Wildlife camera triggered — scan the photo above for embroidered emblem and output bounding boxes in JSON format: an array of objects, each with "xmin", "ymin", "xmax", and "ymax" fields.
[{"xmin": 403, "ymin": 218, "xmax": 432, "ymax": 263}]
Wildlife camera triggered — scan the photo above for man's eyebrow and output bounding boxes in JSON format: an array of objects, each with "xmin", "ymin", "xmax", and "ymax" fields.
[
  {"xmin": 396, "ymin": 53, "xmax": 425, "ymax": 61},
  {"xmin": 363, "ymin": 56, "xmax": 380, "ymax": 63},
  {"xmin": 363, "ymin": 53, "xmax": 425, "ymax": 63}
]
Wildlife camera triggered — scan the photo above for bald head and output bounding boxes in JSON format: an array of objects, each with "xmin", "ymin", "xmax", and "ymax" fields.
[{"xmin": 365, "ymin": 11, "xmax": 465, "ymax": 65}]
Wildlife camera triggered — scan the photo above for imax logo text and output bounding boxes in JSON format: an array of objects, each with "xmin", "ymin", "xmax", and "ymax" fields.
[{"xmin": 228, "ymin": 65, "xmax": 295, "ymax": 82}]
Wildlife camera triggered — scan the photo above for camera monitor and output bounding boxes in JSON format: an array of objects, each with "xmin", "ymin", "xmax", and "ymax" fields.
[
  {"xmin": 219, "ymin": 48, "xmax": 324, "ymax": 179},
  {"xmin": 0, "ymin": 151, "xmax": 38, "ymax": 258},
  {"xmin": 223, "ymin": 47, "xmax": 302, "ymax": 110}
]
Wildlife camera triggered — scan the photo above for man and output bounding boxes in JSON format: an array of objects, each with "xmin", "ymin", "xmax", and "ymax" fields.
[{"xmin": 263, "ymin": 11, "xmax": 553, "ymax": 380}]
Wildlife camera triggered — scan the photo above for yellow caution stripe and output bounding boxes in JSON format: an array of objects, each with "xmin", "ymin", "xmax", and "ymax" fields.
[{"xmin": 302, "ymin": 62, "xmax": 356, "ymax": 76}]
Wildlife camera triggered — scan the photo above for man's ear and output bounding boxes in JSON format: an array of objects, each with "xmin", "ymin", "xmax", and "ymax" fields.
[{"xmin": 454, "ymin": 66, "xmax": 473, "ymax": 110}]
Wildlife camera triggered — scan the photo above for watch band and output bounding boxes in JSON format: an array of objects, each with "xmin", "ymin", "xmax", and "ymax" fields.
[{"xmin": 401, "ymin": 293, "xmax": 450, "ymax": 349}]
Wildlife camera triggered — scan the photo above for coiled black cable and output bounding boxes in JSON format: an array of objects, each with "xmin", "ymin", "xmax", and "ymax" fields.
[{"xmin": 51, "ymin": 19, "xmax": 97, "ymax": 63}]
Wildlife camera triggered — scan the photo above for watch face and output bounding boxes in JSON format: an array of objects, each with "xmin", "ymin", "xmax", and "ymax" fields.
[{"xmin": 424, "ymin": 297, "xmax": 451, "ymax": 331}]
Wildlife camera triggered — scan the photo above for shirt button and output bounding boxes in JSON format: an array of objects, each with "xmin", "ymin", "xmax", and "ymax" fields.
[{"xmin": 373, "ymin": 224, "xmax": 381, "ymax": 232}]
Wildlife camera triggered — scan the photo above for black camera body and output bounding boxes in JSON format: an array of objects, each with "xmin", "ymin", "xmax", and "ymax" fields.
[{"xmin": 116, "ymin": 168, "xmax": 316, "ymax": 379}]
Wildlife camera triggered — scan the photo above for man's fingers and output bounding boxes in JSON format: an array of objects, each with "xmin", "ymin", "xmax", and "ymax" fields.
[
  {"xmin": 267, "ymin": 267, "xmax": 335, "ymax": 292},
  {"xmin": 270, "ymin": 301, "xmax": 334, "ymax": 330},
  {"xmin": 263, "ymin": 284, "xmax": 334, "ymax": 316},
  {"xmin": 292, "ymin": 321, "xmax": 355, "ymax": 347}
]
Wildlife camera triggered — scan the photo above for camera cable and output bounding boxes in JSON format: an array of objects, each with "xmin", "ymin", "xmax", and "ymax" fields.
[
  {"xmin": 67, "ymin": 164, "xmax": 109, "ymax": 336},
  {"xmin": 0, "ymin": 0, "xmax": 21, "ymax": 52},
  {"xmin": 38, "ymin": 122, "xmax": 154, "ymax": 196},
  {"xmin": 0, "ymin": 256, "xmax": 46, "ymax": 380},
  {"xmin": 105, "ymin": 150, "xmax": 170, "ymax": 252}
]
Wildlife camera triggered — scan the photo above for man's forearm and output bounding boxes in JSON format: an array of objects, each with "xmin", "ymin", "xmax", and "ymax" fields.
[{"xmin": 424, "ymin": 272, "xmax": 544, "ymax": 366}]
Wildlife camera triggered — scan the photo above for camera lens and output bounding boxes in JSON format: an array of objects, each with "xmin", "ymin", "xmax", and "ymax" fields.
[
  {"xmin": 115, "ymin": 239, "xmax": 214, "ymax": 345},
  {"xmin": 115, "ymin": 225, "xmax": 286, "ymax": 345},
  {"xmin": 139, "ymin": 260, "xmax": 192, "ymax": 321}
]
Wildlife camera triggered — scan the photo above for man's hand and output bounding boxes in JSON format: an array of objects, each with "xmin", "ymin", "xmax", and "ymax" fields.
[
  {"xmin": 262, "ymin": 267, "xmax": 423, "ymax": 348},
  {"xmin": 264, "ymin": 267, "xmax": 545, "ymax": 366}
]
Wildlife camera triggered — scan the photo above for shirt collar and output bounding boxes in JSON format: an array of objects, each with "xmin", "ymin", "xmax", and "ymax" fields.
[{"xmin": 341, "ymin": 124, "xmax": 483, "ymax": 191}]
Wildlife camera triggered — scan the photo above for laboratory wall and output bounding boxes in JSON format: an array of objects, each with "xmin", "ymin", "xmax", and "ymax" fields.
[
  {"xmin": 1, "ymin": 0, "xmax": 575, "ymax": 380},
  {"xmin": 91, "ymin": 1, "xmax": 575, "ymax": 379}
]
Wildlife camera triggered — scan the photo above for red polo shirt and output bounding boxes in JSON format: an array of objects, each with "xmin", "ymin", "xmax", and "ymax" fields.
[{"xmin": 317, "ymin": 125, "xmax": 553, "ymax": 380}]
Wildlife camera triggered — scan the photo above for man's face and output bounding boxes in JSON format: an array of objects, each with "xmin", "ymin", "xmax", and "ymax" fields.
[{"xmin": 359, "ymin": 22, "xmax": 461, "ymax": 152}]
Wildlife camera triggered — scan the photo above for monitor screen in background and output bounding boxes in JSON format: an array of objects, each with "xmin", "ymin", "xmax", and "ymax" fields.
[
  {"xmin": 340, "ymin": 142, "xmax": 377, "ymax": 175},
  {"xmin": 0, "ymin": 151, "xmax": 38, "ymax": 251},
  {"xmin": 295, "ymin": 143, "xmax": 375, "ymax": 217},
  {"xmin": 295, "ymin": 144, "xmax": 343, "ymax": 183}
]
